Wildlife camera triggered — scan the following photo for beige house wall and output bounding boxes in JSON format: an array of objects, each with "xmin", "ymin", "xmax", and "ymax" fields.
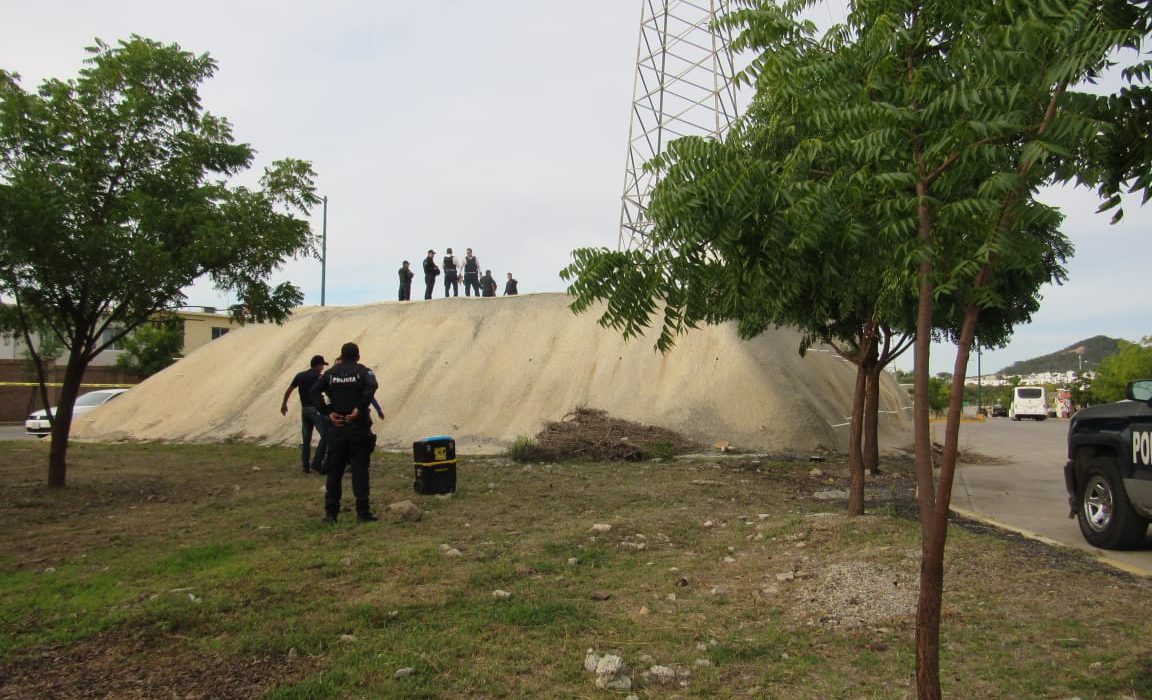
[{"xmin": 176, "ymin": 310, "xmax": 245, "ymax": 357}]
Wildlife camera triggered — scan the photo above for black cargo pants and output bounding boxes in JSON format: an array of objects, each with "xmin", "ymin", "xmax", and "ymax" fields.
[{"xmin": 323, "ymin": 427, "xmax": 375, "ymax": 518}]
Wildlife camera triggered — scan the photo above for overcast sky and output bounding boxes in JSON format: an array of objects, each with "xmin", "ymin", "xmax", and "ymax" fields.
[{"xmin": 2, "ymin": 1, "xmax": 1147, "ymax": 376}]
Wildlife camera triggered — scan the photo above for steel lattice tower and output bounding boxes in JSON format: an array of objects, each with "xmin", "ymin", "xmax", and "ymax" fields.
[{"xmin": 620, "ymin": 0, "xmax": 739, "ymax": 249}]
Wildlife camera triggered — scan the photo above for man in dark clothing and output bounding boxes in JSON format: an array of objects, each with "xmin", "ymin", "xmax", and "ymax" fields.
[
  {"xmin": 442, "ymin": 247, "xmax": 459, "ymax": 297},
  {"xmin": 462, "ymin": 247, "xmax": 481, "ymax": 296},
  {"xmin": 280, "ymin": 354, "xmax": 329, "ymax": 473},
  {"xmin": 398, "ymin": 260, "xmax": 414, "ymax": 301},
  {"xmin": 480, "ymin": 269, "xmax": 497, "ymax": 297},
  {"xmin": 311, "ymin": 342, "xmax": 380, "ymax": 524},
  {"xmin": 504, "ymin": 272, "xmax": 518, "ymax": 296},
  {"xmin": 422, "ymin": 250, "xmax": 439, "ymax": 300}
]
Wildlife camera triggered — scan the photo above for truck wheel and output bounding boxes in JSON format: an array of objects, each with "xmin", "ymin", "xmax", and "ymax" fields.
[{"xmin": 1077, "ymin": 457, "xmax": 1150, "ymax": 550}]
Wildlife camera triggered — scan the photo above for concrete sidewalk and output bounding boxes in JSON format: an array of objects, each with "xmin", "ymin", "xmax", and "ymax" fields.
[{"xmin": 949, "ymin": 418, "xmax": 1152, "ymax": 577}]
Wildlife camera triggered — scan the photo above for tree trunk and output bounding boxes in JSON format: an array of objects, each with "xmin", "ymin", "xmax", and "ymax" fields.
[
  {"xmin": 47, "ymin": 344, "xmax": 89, "ymax": 488},
  {"xmin": 912, "ymin": 177, "xmax": 941, "ymax": 700},
  {"xmin": 864, "ymin": 360, "xmax": 883, "ymax": 474},
  {"xmin": 847, "ymin": 359, "xmax": 868, "ymax": 516}
]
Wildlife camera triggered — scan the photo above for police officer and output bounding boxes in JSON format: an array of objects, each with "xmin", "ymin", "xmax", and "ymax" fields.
[
  {"xmin": 422, "ymin": 250, "xmax": 439, "ymax": 300},
  {"xmin": 311, "ymin": 342, "xmax": 380, "ymax": 524},
  {"xmin": 462, "ymin": 247, "xmax": 481, "ymax": 296},
  {"xmin": 398, "ymin": 260, "xmax": 414, "ymax": 301},
  {"xmin": 443, "ymin": 247, "xmax": 460, "ymax": 297}
]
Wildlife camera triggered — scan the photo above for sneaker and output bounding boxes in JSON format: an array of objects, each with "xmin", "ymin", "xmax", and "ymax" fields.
[
  {"xmin": 322, "ymin": 515, "xmax": 337, "ymax": 525},
  {"xmin": 357, "ymin": 513, "xmax": 379, "ymax": 523}
]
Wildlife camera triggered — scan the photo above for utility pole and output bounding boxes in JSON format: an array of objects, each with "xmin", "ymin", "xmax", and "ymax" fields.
[
  {"xmin": 619, "ymin": 0, "xmax": 739, "ymax": 250},
  {"xmin": 320, "ymin": 195, "xmax": 328, "ymax": 307},
  {"xmin": 977, "ymin": 345, "xmax": 983, "ymax": 416}
]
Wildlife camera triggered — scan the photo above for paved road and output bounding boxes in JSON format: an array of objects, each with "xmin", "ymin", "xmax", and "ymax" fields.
[
  {"xmin": 951, "ymin": 416, "xmax": 1152, "ymax": 576},
  {"xmin": 0, "ymin": 424, "xmax": 37, "ymax": 441}
]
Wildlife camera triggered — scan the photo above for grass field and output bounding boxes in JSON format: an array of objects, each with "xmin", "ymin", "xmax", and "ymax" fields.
[{"xmin": 1, "ymin": 440, "xmax": 1150, "ymax": 699}]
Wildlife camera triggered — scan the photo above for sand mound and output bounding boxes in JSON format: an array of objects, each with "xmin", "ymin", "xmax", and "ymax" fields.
[{"xmin": 73, "ymin": 293, "xmax": 910, "ymax": 454}]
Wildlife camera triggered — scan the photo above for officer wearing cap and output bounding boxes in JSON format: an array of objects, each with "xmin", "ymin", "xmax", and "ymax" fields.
[
  {"xmin": 280, "ymin": 354, "xmax": 330, "ymax": 473},
  {"xmin": 311, "ymin": 342, "xmax": 380, "ymax": 523},
  {"xmin": 422, "ymin": 249, "xmax": 439, "ymax": 300}
]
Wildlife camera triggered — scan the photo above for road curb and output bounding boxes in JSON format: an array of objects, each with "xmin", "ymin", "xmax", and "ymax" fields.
[{"xmin": 950, "ymin": 505, "xmax": 1152, "ymax": 578}]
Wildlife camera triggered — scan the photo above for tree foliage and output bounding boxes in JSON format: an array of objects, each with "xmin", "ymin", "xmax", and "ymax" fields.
[
  {"xmin": 115, "ymin": 316, "xmax": 185, "ymax": 378},
  {"xmin": 0, "ymin": 36, "xmax": 320, "ymax": 486},
  {"xmin": 1091, "ymin": 336, "xmax": 1152, "ymax": 401}
]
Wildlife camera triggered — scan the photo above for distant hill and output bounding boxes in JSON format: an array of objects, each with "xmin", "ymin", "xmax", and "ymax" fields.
[{"xmin": 999, "ymin": 335, "xmax": 1122, "ymax": 376}]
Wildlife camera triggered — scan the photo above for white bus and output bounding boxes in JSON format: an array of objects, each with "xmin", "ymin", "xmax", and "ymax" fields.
[{"xmin": 1010, "ymin": 386, "xmax": 1049, "ymax": 421}]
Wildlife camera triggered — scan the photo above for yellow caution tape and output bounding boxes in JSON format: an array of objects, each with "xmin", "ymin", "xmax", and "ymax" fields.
[{"xmin": 0, "ymin": 382, "xmax": 134, "ymax": 389}]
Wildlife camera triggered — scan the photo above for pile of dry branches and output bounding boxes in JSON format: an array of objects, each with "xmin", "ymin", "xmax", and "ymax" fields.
[{"xmin": 519, "ymin": 407, "xmax": 702, "ymax": 461}]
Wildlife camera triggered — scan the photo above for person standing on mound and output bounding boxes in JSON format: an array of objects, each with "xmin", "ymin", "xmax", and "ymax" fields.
[
  {"xmin": 311, "ymin": 342, "xmax": 380, "ymax": 524},
  {"xmin": 422, "ymin": 250, "xmax": 439, "ymax": 300}
]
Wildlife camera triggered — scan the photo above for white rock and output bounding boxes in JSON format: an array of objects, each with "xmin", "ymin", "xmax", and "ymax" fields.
[
  {"xmin": 695, "ymin": 658, "xmax": 712, "ymax": 667},
  {"xmin": 594, "ymin": 655, "xmax": 631, "ymax": 690},
  {"xmin": 590, "ymin": 523, "xmax": 613, "ymax": 533},
  {"xmin": 696, "ymin": 642, "xmax": 708, "ymax": 651},
  {"xmin": 650, "ymin": 665, "xmax": 677, "ymax": 685},
  {"xmin": 703, "ymin": 520, "xmax": 714, "ymax": 527},
  {"xmin": 776, "ymin": 571, "xmax": 795, "ymax": 582},
  {"xmin": 583, "ymin": 649, "xmax": 601, "ymax": 673},
  {"xmin": 387, "ymin": 500, "xmax": 422, "ymax": 522},
  {"xmin": 394, "ymin": 667, "xmax": 415, "ymax": 678},
  {"xmin": 723, "ymin": 556, "xmax": 736, "ymax": 563},
  {"xmin": 442, "ymin": 547, "xmax": 463, "ymax": 557},
  {"xmin": 492, "ymin": 589, "xmax": 512, "ymax": 599},
  {"xmin": 567, "ymin": 557, "xmax": 579, "ymax": 566},
  {"xmin": 340, "ymin": 634, "xmax": 357, "ymax": 643}
]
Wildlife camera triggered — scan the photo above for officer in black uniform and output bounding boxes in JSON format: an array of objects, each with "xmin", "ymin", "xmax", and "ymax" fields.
[
  {"xmin": 422, "ymin": 250, "xmax": 439, "ymax": 300},
  {"xmin": 311, "ymin": 342, "xmax": 380, "ymax": 524},
  {"xmin": 442, "ymin": 247, "xmax": 459, "ymax": 297},
  {"xmin": 398, "ymin": 260, "xmax": 414, "ymax": 301},
  {"xmin": 462, "ymin": 247, "xmax": 480, "ymax": 296}
]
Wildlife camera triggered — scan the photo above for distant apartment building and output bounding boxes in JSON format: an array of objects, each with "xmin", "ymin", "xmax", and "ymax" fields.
[{"xmin": 963, "ymin": 369, "xmax": 1095, "ymax": 387}]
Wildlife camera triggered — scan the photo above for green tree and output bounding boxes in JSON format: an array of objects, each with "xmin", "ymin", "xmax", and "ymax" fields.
[
  {"xmin": 115, "ymin": 316, "xmax": 185, "ymax": 378},
  {"xmin": 1091, "ymin": 337, "xmax": 1152, "ymax": 401},
  {"xmin": 565, "ymin": 1, "xmax": 1152, "ymax": 697},
  {"xmin": 0, "ymin": 36, "xmax": 319, "ymax": 487},
  {"xmin": 928, "ymin": 375, "xmax": 951, "ymax": 417}
]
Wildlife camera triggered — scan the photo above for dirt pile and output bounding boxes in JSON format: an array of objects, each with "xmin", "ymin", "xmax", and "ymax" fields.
[{"xmin": 73, "ymin": 293, "xmax": 911, "ymax": 454}]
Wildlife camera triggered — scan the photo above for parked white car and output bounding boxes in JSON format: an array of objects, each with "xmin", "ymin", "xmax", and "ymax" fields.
[{"xmin": 25, "ymin": 388, "xmax": 129, "ymax": 436}]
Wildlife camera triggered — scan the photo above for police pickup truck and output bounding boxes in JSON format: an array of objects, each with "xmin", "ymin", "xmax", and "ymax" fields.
[{"xmin": 1065, "ymin": 379, "xmax": 1152, "ymax": 550}]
